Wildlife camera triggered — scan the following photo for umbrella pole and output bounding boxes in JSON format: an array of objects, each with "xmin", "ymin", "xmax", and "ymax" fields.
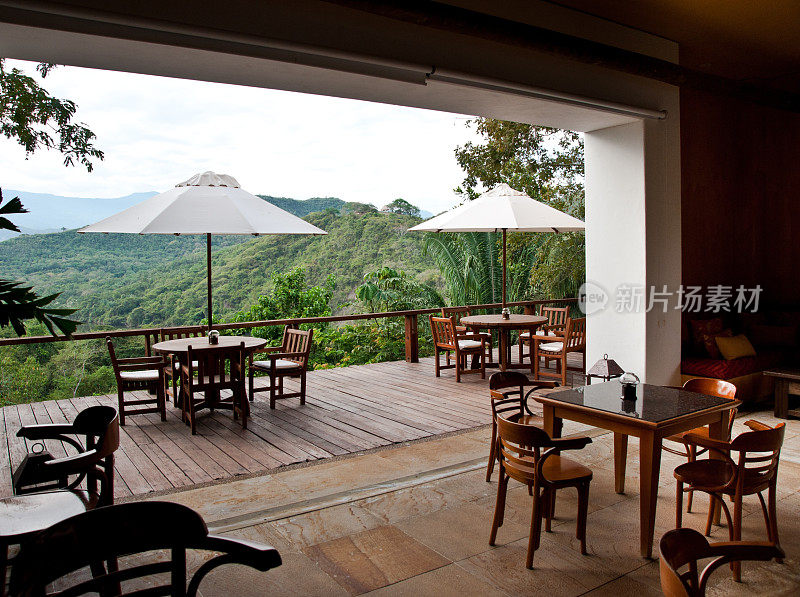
[
  {"xmin": 207, "ymin": 233, "xmax": 212, "ymax": 330},
  {"xmin": 502, "ymin": 228, "xmax": 507, "ymax": 309}
]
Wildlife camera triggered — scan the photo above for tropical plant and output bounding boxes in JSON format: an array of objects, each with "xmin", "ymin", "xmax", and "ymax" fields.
[
  {"xmin": 453, "ymin": 118, "xmax": 585, "ymax": 301},
  {"xmin": 382, "ymin": 198, "xmax": 420, "ymax": 217},
  {"xmin": 355, "ymin": 266, "xmax": 443, "ymax": 312}
]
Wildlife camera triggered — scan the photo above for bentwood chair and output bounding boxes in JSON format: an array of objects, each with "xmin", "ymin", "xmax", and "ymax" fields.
[
  {"xmin": 10, "ymin": 501, "xmax": 282, "ymax": 597},
  {"xmin": 491, "ymin": 415, "xmax": 592, "ymax": 568},
  {"xmin": 518, "ymin": 305, "xmax": 569, "ymax": 366},
  {"xmin": 430, "ymin": 315, "xmax": 487, "ymax": 382},
  {"xmin": 485, "ymin": 371, "xmax": 557, "ymax": 482},
  {"xmin": 249, "ymin": 327, "xmax": 313, "ymax": 408},
  {"xmin": 674, "ymin": 420, "xmax": 785, "ymax": 581},
  {"xmin": 180, "ymin": 342, "xmax": 248, "ymax": 434},
  {"xmin": 532, "ymin": 317, "xmax": 586, "ymax": 385},
  {"xmin": 107, "ymin": 337, "xmax": 167, "ymax": 426},
  {"xmin": 659, "ymin": 527, "xmax": 784, "ymax": 596},
  {"xmin": 12, "ymin": 405, "xmax": 119, "ymax": 507},
  {"xmin": 441, "ymin": 306, "xmax": 493, "ymax": 355},
  {"xmin": 159, "ymin": 326, "xmax": 206, "ymax": 406},
  {"xmin": 664, "ymin": 378, "xmax": 738, "ymax": 513}
]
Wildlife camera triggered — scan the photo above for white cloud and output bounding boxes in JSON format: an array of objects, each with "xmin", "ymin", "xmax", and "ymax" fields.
[{"xmin": 0, "ymin": 60, "xmax": 480, "ymax": 214}]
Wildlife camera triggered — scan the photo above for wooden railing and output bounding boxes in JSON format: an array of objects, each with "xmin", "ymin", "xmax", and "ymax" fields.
[{"xmin": 0, "ymin": 299, "xmax": 577, "ymax": 363}]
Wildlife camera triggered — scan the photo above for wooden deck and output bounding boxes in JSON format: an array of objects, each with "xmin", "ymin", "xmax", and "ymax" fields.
[{"xmin": 0, "ymin": 354, "xmax": 584, "ymax": 501}]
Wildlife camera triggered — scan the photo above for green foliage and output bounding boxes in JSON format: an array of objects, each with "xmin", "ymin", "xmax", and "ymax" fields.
[
  {"xmin": 0, "ymin": 209, "xmax": 434, "ymax": 328},
  {"xmin": 257, "ymin": 195, "xmax": 344, "ymax": 217},
  {"xmin": 0, "ymin": 190, "xmax": 79, "ymax": 336},
  {"xmin": 342, "ymin": 202, "xmax": 378, "ymax": 215},
  {"xmin": 0, "ymin": 60, "xmax": 103, "ymax": 171},
  {"xmin": 227, "ymin": 268, "xmax": 334, "ymax": 343},
  {"xmin": 355, "ymin": 266, "xmax": 443, "ymax": 312},
  {"xmin": 383, "ymin": 198, "xmax": 420, "ymax": 217},
  {"xmin": 453, "ymin": 118, "xmax": 585, "ymax": 300}
]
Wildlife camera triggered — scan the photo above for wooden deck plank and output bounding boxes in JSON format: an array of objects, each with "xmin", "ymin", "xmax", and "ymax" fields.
[{"xmin": 0, "ymin": 356, "xmax": 575, "ymax": 500}]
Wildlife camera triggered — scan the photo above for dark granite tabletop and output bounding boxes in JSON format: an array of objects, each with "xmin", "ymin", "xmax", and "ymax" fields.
[{"xmin": 541, "ymin": 381, "xmax": 735, "ymax": 423}]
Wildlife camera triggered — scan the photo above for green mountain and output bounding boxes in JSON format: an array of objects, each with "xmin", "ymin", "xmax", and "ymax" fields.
[
  {"xmin": 257, "ymin": 195, "xmax": 344, "ymax": 217},
  {"xmin": 0, "ymin": 206, "xmax": 437, "ymax": 330}
]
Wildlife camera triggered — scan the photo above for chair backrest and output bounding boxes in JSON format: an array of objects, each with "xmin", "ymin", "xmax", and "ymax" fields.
[
  {"xmin": 659, "ymin": 527, "xmax": 784, "ymax": 597},
  {"xmin": 683, "ymin": 377, "xmax": 738, "ymax": 430},
  {"xmin": 10, "ymin": 501, "xmax": 282, "ymax": 597},
  {"xmin": 539, "ymin": 306, "xmax": 569, "ymax": 329},
  {"xmin": 430, "ymin": 316, "xmax": 457, "ymax": 349},
  {"xmin": 489, "ymin": 372, "xmax": 531, "ymax": 422},
  {"xmin": 72, "ymin": 405, "xmax": 121, "ymax": 461},
  {"xmin": 565, "ymin": 317, "xmax": 587, "ymax": 350},
  {"xmin": 281, "ymin": 327, "xmax": 313, "ymax": 365},
  {"xmin": 143, "ymin": 330, "xmax": 160, "ymax": 356},
  {"xmin": 496, "ymin": 414, "xmax": 554, "ymax": 485},
  {"xmin": 160, "ymin": 326, "xmax": 206, "ymax": 342},
  {"xmin": 729, "ymin": 421, "xmax": 785, "ymax": 490},
  {"xmin": 186, "ymin": 342, "xmax": 246, "ymax": 393},
  {"xmin": 441, "ymin": 306, "xmax": 471, "ymax": 325}
]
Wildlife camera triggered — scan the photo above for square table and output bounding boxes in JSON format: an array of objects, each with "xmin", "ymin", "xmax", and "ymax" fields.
[{"xmin": 534, "ymin": 381, "xmax": 740, "ymax": 558}]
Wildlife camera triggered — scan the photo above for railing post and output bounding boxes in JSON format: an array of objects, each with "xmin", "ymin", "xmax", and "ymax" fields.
[
  {"xmin": 404, "ymin": 314, "xmax": 419, "ymax": 363},
  {"xmin": 523, "ymin": 303, "xmax": 535, "ymax": 315}
]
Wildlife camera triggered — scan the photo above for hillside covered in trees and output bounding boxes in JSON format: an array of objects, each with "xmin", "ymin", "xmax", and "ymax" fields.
[{"xmin": 0, "ymin": 198, "xmax": 437, "ymax": 330}]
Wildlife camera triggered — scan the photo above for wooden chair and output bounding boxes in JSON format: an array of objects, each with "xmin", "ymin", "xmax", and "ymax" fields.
[
  {"xmin": 659, "ymin": 527, "xmax": 783, "ymax": 596},
  {"xmin": 160, "ymin": 326, "xmax": 206, "ymax": 406},
  {"xmin": 12, "ymin": 405, "xmax": 119, "ymax": 507},
  {"xmin": 430, "ymin": 315, "xmax": 487, "ymax": 382},
  {"xmin": 664, "ymin": 378, "xmax": 738, "ymax": 513},
  {"xmin": 486, "ymin": 371, "xmax": 557, "ymax": 482},
  {"xmin": 532, "ymin": 317, "xmax": 586, "ymax": 385},
  {"xmin": 442, "ymin": 306, "xmax": 493, "ymax": 355},
  {"xmin": 490, "ymin": 415, "xmax": 592, "ymax": 569},
  {"xmin": 518, "ymin": 305, "xmax": 569, "ymax": 365},
  {"xmin": 180, "ymin": 342, "xmax": 248, "ymax": 435},
  {"xmin": 674, "ymin": 420, "xmax": 785, "ymax": 581},
  {"xmin": 10, "ymin": 501, "xmax": 282, "ymax": 597},
  {"xmin": 107, "ymin": 337, "xmax": 167, "ymax": 426},
  {"xmin": 249, "ymin": 327, "xmax": 313, "ymax": 409}
]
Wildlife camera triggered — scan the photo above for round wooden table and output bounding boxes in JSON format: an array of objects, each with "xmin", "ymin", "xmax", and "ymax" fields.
[
  {"xmin": 152, "ymin": 335, "xmax": 267, "ymax": 356},
  {"xmin": 461, "ymin": 314, "xmax": 547, "ymax": 372}
]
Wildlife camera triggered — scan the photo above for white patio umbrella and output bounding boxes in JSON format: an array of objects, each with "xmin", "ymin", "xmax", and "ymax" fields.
[
  {"xmin": 79, "ymin": 171, "xmax": 327, "ymax": 328},
  {"xmin": 409, "ymin": 183, "xmax": 585, "ymax": 309}
]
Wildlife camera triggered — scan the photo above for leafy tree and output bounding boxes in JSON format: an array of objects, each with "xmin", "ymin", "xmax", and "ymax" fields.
[
  {"xmin": 383, "ymin": 198, "xmax": 420, "ymax": 217},
  {"xmin": 355, "ymin": 266, "xmax": 443, "ymax": 312},
  {"xmin": 1, "ymin": 59, "xmax": 102, "ymax": 336},
  {"xmin": 453, "ymin": 118, "xmax": 585, "ymax": 300},
  {"xmin": 342, "ymin": 201, "xmax": 378, "ymax": 215}
]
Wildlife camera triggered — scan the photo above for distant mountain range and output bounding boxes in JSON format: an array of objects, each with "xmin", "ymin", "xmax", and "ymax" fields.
[{"xmin": 1, "ymin": 190, "xmax": 433, "ymax": 242}]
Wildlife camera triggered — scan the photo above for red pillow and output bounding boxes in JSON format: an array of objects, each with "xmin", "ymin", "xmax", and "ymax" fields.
[
  {"xmin": 701, "ymin": 328, "xmax": 732, "ymax": 359},
  {"xmin": 690, "ymin": 318, "xmax": 724, "ymax": 353}
]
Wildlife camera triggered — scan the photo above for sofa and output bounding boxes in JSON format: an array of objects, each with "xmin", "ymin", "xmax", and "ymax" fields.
[{"xmin": 680, "ymin": 311, "xmax": 800, "ymax": 402}]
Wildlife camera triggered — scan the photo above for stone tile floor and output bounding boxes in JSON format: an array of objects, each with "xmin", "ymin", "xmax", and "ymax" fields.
[{"xmin": 144, "ymin": 408, "xmax": 800, "ymax": 596}]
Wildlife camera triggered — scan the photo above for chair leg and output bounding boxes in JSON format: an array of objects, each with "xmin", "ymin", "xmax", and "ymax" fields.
[
  {"xmin": 533, "ymin": 346, "xmax": 540, "ymax": 380},
  {"xmin": 577, "ymin": 481, "xmax": 589, "ymax": 555},
  {"xmin": 527, "ymin": 487, "xmax": 544, "ymax": 569},
  {"xmin": 676, "ymin": 480, "xmax": 684, "ymax": 528},
  {"xmin": 117, "ymin": 388, "xmax": 126, "ymax": 427},
  {"xmin": 249, "ymin": 368, "xmax": 255, "ymax": 402},
  {"xmin": 455, "ymin": 352, "xmax": 461, "ymax": 382},
  {"xmin": 486, "ymin": 423, "xmax": 497, "ymax": 482},
  {"xmin": 480, "ymin": 349, "xmax": 485, "ymax": 379},
  {"xmin": 732, "ymin": 493, "xmax": 743, "ymax": 582},
  {"xmin": 158, "ymin": 381, "xmax": 166, "ymax": 422},
  {"xmin": 300, "ymin": 370, "xmax": 307, "ymax": 405},
  {"xmin": 686, "ymin": 445, "xmax": 696, "ymax": 513},
  {"xmin": 270, "ymin": 374, "xmax": 276, "ymax": 409},
  {"xmin": 489, "ymin": 472, "xmax": 508, "ymax": 545},
  {"xmin": 768, "ymin": 485, "xmax": 781, "ymax": 559},
  {"xmin": 544, "ymin": 488, "xmax": 555, "ymax": 532},
  {"xmin": 434, "ymin": 348, "xmax": 440, "ymax": 377},
  {"xmin": 560, "ymin": 355, "xmax": 567, "ymax": 386}
]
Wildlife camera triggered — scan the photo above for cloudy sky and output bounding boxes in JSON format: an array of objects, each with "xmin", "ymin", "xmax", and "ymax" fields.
[{"xmin": 1, "ymin": 59, "xmax": 480, "ymax": 214}]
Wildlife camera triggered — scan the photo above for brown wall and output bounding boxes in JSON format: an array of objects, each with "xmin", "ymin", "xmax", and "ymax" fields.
[{"xmin": 681, "ymin": 88, "xmax": 800, "ymax": 307}]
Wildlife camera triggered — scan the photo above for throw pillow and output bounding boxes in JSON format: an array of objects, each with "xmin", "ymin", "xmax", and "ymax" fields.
[
  {"xmin": 715, "ymin": 334, "xmax": 757, "ymax": 361},
  {"xmin": 690, "ymin": 318, "xmax": 724, "ymax": 353},
  {"xmin": 701, "ymin": 328, "xmax": 732, "ymax": 359}
]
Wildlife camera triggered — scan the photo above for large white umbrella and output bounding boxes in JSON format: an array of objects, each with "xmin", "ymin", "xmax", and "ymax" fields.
[
  {"xmin": 409, "ymin": 183, "xmax": 585, "ymax": 308},
  {"xmin": 79, "ymin": 171, "xmax": 327, "ymax": 327}
]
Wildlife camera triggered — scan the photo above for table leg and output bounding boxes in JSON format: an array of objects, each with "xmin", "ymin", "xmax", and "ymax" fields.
[
  {"xmin": 614, "ymin": 432, "xmax": 628, "ymax": 494},
  {"xmin": 774, "ymin": 379, "xmax": 789, "ymax": 419},
  {"xmin": 639, "ymin": 431, "xmax": 662, "ymax": 558},
  {"xmin": 708, "ymin": 410, "xmax": 730, "ymax": 526},
  {"xmin": 499, "ymin": 329, "xmax": 508, "ymax": 371},
  {"xmin": 542, "ymin": 405, "xmax": 562, "ymax": 438}
]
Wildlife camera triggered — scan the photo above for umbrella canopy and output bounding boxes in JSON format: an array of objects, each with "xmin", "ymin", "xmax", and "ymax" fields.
[
  {"xmin": 79, "ymin": 171, "xmax": 327, "ymax": 326},
  {"xmin": 409, "ymin": 183, "xmax": 584, "ymax": 307}
]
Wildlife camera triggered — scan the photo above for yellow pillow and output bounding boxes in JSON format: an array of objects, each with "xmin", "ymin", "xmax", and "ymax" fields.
[{"xmin": 715, "ymin": 334, "xmax": 757, "ymax": 360}]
